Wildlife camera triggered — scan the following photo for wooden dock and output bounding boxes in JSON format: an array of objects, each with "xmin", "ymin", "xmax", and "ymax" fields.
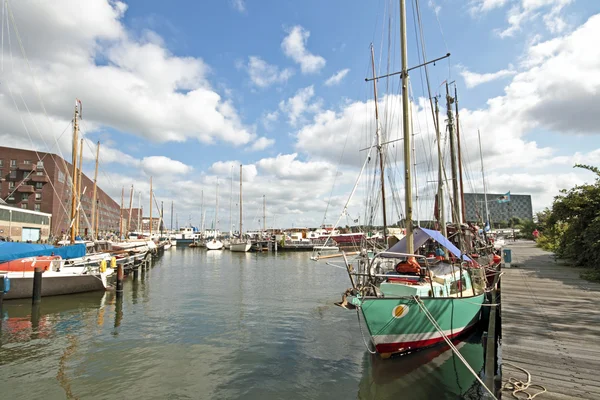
[{"xmin": 501, "ymin": 241, "xmax": 600, "ymax": 399}]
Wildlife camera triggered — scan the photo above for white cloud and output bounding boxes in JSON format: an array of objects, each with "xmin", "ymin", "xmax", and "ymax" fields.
[
  {"xmin": 141, "ymin": 156, "xmax": 192, "ymax": 176},
  {"xmin": 256, "ymin": 153, "xmax": 336, "ymax": 181},
  {"xmin": 262, "ymin": 110, "xmax": 279, "ymax": 130},
  {"xmin": 279, "ymin": 86, "xmax": 322, "ymax": 126},
  {"xmin": 469, "ymin": 0, "xmax": 508, "ymax": 15},
  {"xmin": 497, "ymin": 0, "xmax": 573, "ymax": 38},
  {"xmin": 231, "ymin": 0, "xmax": 246, "ymax": 13},
  {"xmin": 324, "ymin": 69, "xmax": 350, "ymax": 86},
  {"xmin": 245, "ymin": 56, "xmax": 294, "ymax": 88},
  {"xmin": 281, "ymin": 25, "xmax": 326, "ymax": 74},
  {"xmin": 460, "ymin": 66, "xmax": 516, "ymax": 88},
  {"xmin": 428, "ymin": 0, "xmax": 442, "ymax": 16},
  {"xmin": 1, "ymin": 0, "xmax": 255, "ymax": 150},
  {"xmin": 249, "ymin": 137, "xmax": 275, "ymax": 151}
]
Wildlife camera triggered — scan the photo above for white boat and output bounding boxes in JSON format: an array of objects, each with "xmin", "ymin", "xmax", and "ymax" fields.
[
  {"xmin": 229, "ymin": 165, "xmax": 252, "ymax": 253},
  {"xmin": 206, "ymin": 239, "xmax": 224, "ymax": 250},
  {"xmin": 3, "ymin": 268, "xmax": 113, "ymax": 300},
  {"xmin": 230, "ymin": 240, "xmax": 252, "ymax": 252}
]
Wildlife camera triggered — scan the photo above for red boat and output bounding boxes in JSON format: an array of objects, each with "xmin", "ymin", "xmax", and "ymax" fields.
[{"xmin": 0, "ymin": 256, "xmax": 62, "ymax": 272}]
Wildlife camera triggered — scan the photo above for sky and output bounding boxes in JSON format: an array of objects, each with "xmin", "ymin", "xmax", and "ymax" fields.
[{"xmin": 1, "ymin": 0, "xmax": 600, "ymax": 231}]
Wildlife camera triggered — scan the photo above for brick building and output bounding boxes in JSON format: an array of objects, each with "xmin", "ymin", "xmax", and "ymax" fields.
[{"xmin": 0, "ymin": 146, "xmax": 121, "ymax": 238}]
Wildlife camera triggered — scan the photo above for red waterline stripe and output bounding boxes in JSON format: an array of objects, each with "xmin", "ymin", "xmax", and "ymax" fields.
[{"xmin": 374, "ymin": 324, "xmax": 477, "ymax": 354}]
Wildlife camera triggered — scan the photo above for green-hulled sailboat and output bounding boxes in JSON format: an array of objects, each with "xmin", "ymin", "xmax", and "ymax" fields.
[{"xmin": 336, "ymin": 0, "xmax": 486, "ymax": 358}]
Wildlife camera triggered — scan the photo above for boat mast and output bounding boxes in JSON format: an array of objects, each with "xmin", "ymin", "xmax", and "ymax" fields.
[
  {"xmin": 69, "ymin": 100, "xmax": 79, "ymax": 244},
  {"xmin": 229, "ymin": 165, "xmax": 233, "ymax": 237},
  {"xmin": 171, "ymin": 201, "xmax": 174, "ymax": 233},
  {"xmin": 215, "ymin": 180, "xmax": 219, "ymax": 237},
  {"xmin": 76, "ymin": 138, "xmax": 83, "ymax": 236},
  {"xmin": 119, "ymin": 186, "xmax": 124, "ymax": 239},
  {"xmin": 137, "ymin": 192, "xmax": 142, "ymax": 232},
  {"xmin": 200, "ymin": 189, "xmax": 204, "ymax": 238},
  {"xmin": 263, "ymin": 195, "xmax": 266, "ymax": 234},
  {"xmin": 91, "ymin": 141, "xmax": 100, "ymax": 240},
  {"xmin": 446, "ymin": 82, "xmax": 460, "ymax": 225},
  {"xmin": 435, "ymin": 98, "xmax": 447, "ymax": 246},
  {"xmin": 149, "ymin": 176, "xmax": 153, "ymax": 237},
  {"xmin": 400, "ymin": 0, "xmax": 413, "ymax": 253},
  {"xmin": 370, "ymin": 44, "xmax": 387, "ymax": 244},
  {"xmin": 410, "ymin": 99, "xmax": 419, "ymax": 226},
  {"xmin": 161, "ymin": 201, "xmax": 164, "ymax": 236},
  {"xmin": 239, "ymin": 165, "xmax": 243, "ymax": 237},
  {"xmin": 455, "ymin": 85, "xmax": 466, "ymax": 223},
  {"xmin": 127, "ymin": 185, "xmax": 134, "ymax": 234},
  {"xmin": 478, "ymin": 130, "xmax": 490, "ymax": 227}
]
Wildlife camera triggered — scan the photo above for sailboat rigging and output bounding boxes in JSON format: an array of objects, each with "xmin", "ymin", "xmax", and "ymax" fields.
[{"xmin": 333, "ymin": 0, "xmax": 487, "ymax": 360}]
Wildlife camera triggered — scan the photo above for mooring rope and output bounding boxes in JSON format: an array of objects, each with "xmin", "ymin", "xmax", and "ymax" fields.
[
  {"xmin": 356, "ymin": 308, "xmax": 377, "ymax": 354},
  {"xmin": 502, "ymin": 362, "xmax": 547, "ymax": 399},
  {"xmin": 412, "ymin": 295, "xmax": 498, "ymax": 400}
]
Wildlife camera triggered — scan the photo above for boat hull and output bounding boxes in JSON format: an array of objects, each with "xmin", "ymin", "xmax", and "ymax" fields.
[
  {"xmin": 0, "ymin": 256, "xmax": 62, "ymax": 272},
  {"xmin": 4, "ymin": 271, "xmax": 111, "ymax": 300},
  {"xmin": 230, "ymin": 242, "xmax": 251, "ymax": 252},
  {"xmin": 206, "ymin": 240, "xmax": 224, "ymax": 250},
  {"xmin": 359, "ymin": 294, "xmax": 484, "ymax": 355}
]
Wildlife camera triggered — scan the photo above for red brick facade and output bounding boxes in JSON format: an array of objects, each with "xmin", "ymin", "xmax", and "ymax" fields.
[{"xmin": 0, "ymin": 146, "xmax": 121, "ymax": 238}]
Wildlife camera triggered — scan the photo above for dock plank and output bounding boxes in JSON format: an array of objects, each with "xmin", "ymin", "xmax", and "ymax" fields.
[{"xmin": 501, "ymin": 242, "xmax": 600, "ymax": 400}]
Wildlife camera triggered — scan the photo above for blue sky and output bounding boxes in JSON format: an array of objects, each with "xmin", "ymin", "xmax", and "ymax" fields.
[{"xmin": 2, "ymin": 0, "xmax": 600, "ymax": 230}]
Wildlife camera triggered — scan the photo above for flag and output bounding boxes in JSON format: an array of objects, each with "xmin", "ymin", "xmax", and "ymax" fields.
[{"xmin": 497, "ymin": 191, "xmax": 511, "ymax": 203}]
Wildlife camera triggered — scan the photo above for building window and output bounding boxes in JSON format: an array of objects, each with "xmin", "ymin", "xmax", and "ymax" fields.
[
  {"xmin": 21, "ymin": 203, "xmax": 28, "ymax": 209},
  {"xmin": 10, "ymin": 159, "xmax": 16, "ymax": 167},
  {"xmin": 7, "ymin": 195, "xmax": 15, "ymax": 201},
  {"xmin": 21, "ymin": 193, "xmax": 29, "ymax": 201},
  {"xmin": 35, "ymin": 171, "xmax": 43, "ymax": 176},
  {"xmin": 58, "ymin": 171, "xmax": 65, "ymax": 183},
  {"xmin": 9, "ymin": 170, "xmax": 17, "ymax": 179},
  {"xmin": 9, "ymin": 181, "xmax": 15, "ymax": 189},
  {"xmin": 37, "ymin": 161, "xmax": 44, "ymax": 170},
  {"xmin": 35, "ymin": 182, "xmax": 43, "ymax": 189},
  {"xmin": 35, "ymin": 193, "xmax": 42, "ymax": 200},
  {"xmin": 34, "ymin": 204, "xmax": 41, "ymax": 211},
  {"xmin": 24, "ymin": 160, "xmax": 31, "ymax": 164},
  {"xmin": 0, "ymin": 159, "xmax": 3, "ymax": 167}
]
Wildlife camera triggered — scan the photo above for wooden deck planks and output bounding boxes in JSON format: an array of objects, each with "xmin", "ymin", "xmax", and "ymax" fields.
[{"xmin": 500, "ymin": 241, "xmax": 600, "ymax": 400}]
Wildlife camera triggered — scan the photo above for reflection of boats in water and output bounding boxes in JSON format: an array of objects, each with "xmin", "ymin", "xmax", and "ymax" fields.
[
  {"xmin": 2, "ymin": 291, "xmax": 106, "ymax": 319},
  {"xmin": 358, "ymin": 330, "xmax": 485, "ymax": 400}
]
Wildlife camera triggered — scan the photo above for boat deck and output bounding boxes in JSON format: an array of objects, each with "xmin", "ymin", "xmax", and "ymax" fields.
[{"xmin": 501, "ymin": 241, "xmax": 600, "ymax": 399}]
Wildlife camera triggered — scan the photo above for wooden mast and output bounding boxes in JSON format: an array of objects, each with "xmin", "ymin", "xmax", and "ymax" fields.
[
  {"xmin": 435, "ymin": 98, "xmax": 448, "ymax": 258},
  {"xmin": 370, "ymin": 44, "xmax": 387, "ymax": 243},
  {"xmin": 91, "ymin": 141, "xmax": 100, "ymax": 240},
  {"xmin": 149, "ymin": 176, "xmax": 153, "ymax": 237},
  {"xmin": 239, "ymin": 165, "xmax": 243, "ymax": 237},
  {"xmin": 455, "ymin": 85, "xmax": 466, "ymax": 223},
  {"xmin": 69, "ymin": 100, "xmax": 79, "ymax": 244},
  {"xmin": 446, "ymin": 82, "xmax": 460, "ymax": 225},
  {"xmin": 400, "ymin": 0, "xmax": 413, "ymax": 253},
  {"xmin": 478, "ymin": 130, "xmax": 491, "ymax": 227},
  {"xmin": 75, "ymin": 138, "xmax": 83, "ymax": 236}
]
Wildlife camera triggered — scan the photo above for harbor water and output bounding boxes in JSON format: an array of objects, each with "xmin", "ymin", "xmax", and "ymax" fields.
[{"xmin": 0, "ymin": 248, "xmax": 486, "ymax": 399}]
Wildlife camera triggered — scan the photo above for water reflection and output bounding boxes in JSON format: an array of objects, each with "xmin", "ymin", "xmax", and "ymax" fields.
[
  {"xmin": 1, "ymin": 249, "xmax": 488, "ymax": 400},
  {"xmin": 358, "ymin": 330, "xmax": 486, "ymax": 400}
]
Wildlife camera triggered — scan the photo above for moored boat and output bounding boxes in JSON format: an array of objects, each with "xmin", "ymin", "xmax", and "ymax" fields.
[{"xmin": 206, "ymin": 239, "xmax": 224, "ymax": 250}]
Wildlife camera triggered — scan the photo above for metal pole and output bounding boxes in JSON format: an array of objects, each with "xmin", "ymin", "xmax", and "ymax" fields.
[
  {"xmin": 149, "ymin": 176, "xmax": 153, "ymax": 237},
  {"xmin": 400, "ymin": 0, "xmax": 413, "ymax": 253},
  {"xmin": 370, "ymin": 44, "xmax": 387, "ymax": 244},
  {"xmin": 239, "ymin": 165, "xmax": 243, "ymax": 236},
  {"xmin": 76, "ymin": 138, "xmax": 83, "ymax": 236}
]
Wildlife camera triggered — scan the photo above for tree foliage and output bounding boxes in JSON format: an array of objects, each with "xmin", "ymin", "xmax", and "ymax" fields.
[{"xmin": 538, "ymin": 164, "xmax": 600, "ymax": 270}]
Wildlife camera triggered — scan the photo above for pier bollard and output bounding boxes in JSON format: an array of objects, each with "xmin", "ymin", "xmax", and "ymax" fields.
[
  {"xmin": 32, "ymin": 267, "xmax": 43, "ymax": 305},
  {"xmin": 116, "ymin": 264, "xmax": 124, "ymax": 299},
  {"xmin": 114, "ymin": 297, "xmax": 123, "ymax": 330}
]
